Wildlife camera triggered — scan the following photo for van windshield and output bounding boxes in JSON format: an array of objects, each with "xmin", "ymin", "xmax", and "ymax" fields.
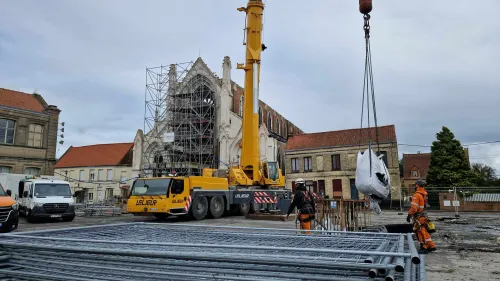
[
  {"xmin": 0, "ymin": 185, "xmax": 6, "ymax": 196},
  {"xmin": 131, "ymin": 178, "xmax": 171, "ymax": 196},
  {"xmin": 34, "ymin": 183, "xmax": 72, "ymax": 197}
]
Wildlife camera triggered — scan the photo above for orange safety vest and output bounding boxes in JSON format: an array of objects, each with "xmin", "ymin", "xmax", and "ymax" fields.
[{"xmin": 408, "ymin": 188, "xmax": 427, "ymax": 217}]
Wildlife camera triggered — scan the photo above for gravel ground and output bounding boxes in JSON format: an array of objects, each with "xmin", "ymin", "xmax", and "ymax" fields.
[
  {"xmin": 372, "ymin": 211, "xmax": 500, "ymax": 281},
  {"xmin": 11, "ymin": 211, "xmax": 500, "ymax": 280}
]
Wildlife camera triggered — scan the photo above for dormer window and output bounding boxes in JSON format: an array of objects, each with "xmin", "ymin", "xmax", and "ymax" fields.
[{"xmin": 411, "ymin": 169, "xmax": 419, "ymax": 178}]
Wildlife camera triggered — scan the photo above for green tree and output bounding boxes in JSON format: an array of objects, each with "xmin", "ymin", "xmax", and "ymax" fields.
[
  {"xmin": 426, "ymin": 126, "xmax": 476, "ymax": 187},
  {"xmin": 472, "ymin": 162, "xmax": 496, "ymax": 186}
]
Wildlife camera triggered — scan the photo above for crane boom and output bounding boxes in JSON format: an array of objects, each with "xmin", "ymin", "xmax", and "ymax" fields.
[{"xmin": 237, "ymin": 0, "xmax": 265, "ymax": 184}]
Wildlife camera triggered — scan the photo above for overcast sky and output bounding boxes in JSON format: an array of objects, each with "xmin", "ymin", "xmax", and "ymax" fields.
[{"xmin": 1, "ymin": 0, "xmax": 499, "ymax": 173}]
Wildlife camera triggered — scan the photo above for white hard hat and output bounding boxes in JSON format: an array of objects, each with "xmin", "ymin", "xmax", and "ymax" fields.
[{"xmin": 295, "ymin": 178, "xmax": 305, "ymax": 184}]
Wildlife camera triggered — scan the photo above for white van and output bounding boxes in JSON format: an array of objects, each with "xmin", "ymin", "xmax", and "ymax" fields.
[
  {"xmin": 17, "ymin": 177, "xmax": 75, "ymax": 223},
  {"xmin": 0, "ymin": 173, "xmax": 61, "ymax": 199}
]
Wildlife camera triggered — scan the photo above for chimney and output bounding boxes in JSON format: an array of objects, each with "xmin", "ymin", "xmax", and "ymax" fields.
[
  {"xmin": 222, "ymin": 56, "xmax": 231, "ymax": 84},
  {"xmin": 44, "ymin": 105, "xmax": 61, "ymax": 119}
]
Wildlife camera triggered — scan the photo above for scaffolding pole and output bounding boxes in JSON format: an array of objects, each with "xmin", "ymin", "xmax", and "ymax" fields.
[{"xmin": 142, "ymin": 61, "xmax": 216, "ymax": 177}]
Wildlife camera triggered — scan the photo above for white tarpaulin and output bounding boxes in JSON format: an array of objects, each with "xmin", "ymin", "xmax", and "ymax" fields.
[{"xmin": 355, "ymin": 148, "xmax": 391, "ymax": 214}]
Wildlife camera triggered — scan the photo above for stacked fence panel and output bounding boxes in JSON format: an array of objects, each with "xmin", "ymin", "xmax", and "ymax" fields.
[{"xmin": 0, "ymin": 223, "xmax": 425, "ymax": 281}]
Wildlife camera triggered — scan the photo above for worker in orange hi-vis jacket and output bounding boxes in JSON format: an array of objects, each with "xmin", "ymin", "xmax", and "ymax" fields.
[
  {"xmin": 286, "ymin": 178, "xmax": 316, "ymax": 234},
  {"xmin": 407, "ymin": 180, "xmax": 436, "ymax": 254}
]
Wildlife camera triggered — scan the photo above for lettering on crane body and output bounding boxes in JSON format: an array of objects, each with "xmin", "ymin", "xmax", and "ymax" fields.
[
  {"xmin": 235, "ymin": 194, "xmax": 250, "ymax": 199},
  {"xmin": 172, "ymin": 199, "xmax": 184, "ymax": 204},
  {"xmin": 136, "ymin": 199, "xmax": 157, "ymax": 206}
]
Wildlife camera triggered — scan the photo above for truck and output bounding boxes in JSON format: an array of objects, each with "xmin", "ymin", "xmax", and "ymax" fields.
[
  {"xmin": 126, "ymin": 0, "xmax": 293, "ymax": 221},
  {"xmin": 0, "ymin": 183, "xmax": 19, "ymax": 233},
  {"xmin": 17, "ymin": 177, "xmax": 76, "ymax": 223},
  {"xmin": 126, "ymin": 172, "xmax": 291, "ymax": 220}
]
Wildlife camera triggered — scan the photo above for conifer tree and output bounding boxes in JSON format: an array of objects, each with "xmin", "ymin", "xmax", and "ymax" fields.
[{"xmin": 426, "ymin": 126, "xmax": 476, "ymax": 187}]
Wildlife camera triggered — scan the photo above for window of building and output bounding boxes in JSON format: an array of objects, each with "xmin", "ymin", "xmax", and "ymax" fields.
[
  {"xmin": 267, "ymin": 113, "xmax": 272, "ymax": 130},
  {"xmin": 89, "ymin": 169, "xmax": 95, "ymax": 181},
  {"xmin": 24, "ymin": 167, "xmax": 40, "ymax": 176},
  {"xmin": 0, "ymin": 119, "xmax": 15, "ymax": 144},
  {"xmin": 318, "ymin": 180, "xmax": 325, "ymax": 195},
  {"xmin": 239, "ymin": 96, "xmax": 244, "ymax": 117},
  {"xmin": 332, "ymin": 154, "xmax": 341, "ymax": 170},
  {"xmin": 28, "ymin": 124, "xmax": 43, "ymax": 147},
  {"xmin": 105, "ymin": 188, "xmax": 113, "ymax": 199},
  {"xmin": 412, "ymin": 169, "xmax": 419, "ymax": 178},
  {"xmin": 304, "ymin": 157, "xmax": 312, "ymax": 172},
  {"xmin": 88, "ymin": 192, "xmax": 94, "ymax": 201},
  {"xmin": 291, "ymin": 158, "xmax": 299, "ymax": 172},
  {"xmin": 98, "ymin": 169, "xmax": 104, "ymax": 181},
  {"xmin": 277, "ymin": 119, "xmax": 281, "ymax": 136},
  {"xmin": 0, "ymin": 166, "xmax": 11, "ymax": 173},
  {"xmin": 107, "ymin": 169, "xmax": 113, "ymax": 181},
  {"xmin": 305, "ymin": 180, "xmax": 315, "ymax": 193},
  {"xmin": 332, "ymin": 179, "xmax": 342, "ymax": 192},
  {"xmin": 332, "ymin": 179, "xmax": 343, "ymax": 199},
  {"xmin": 120, "ymin": 171, "xmax": 127, "ymax": 183},
  {"xmin": 79, "ymin": 170, "xmax": 85, "ymax": 181},
  {"xmin": 258, "ymin": 107, "xmax": 263, "ymax": 125},
  {"xmin": 377, "ymin": 151, "xmax": 388, "ymax": 167}
]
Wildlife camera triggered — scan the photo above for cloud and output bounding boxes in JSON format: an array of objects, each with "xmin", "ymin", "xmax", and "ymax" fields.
[{"xmin": 1, "ymin": 0, "xmax": 499, "ymax": 173}]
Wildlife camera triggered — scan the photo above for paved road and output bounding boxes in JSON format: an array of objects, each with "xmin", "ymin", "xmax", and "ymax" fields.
[{"xmin": 15, "ymin": 213, "xmax": 298, "ymax": 233}]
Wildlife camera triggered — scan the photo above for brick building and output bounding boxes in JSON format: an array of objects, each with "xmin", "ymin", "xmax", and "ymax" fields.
[
  {"xmin": 284, "ymin": 125, "xmax": 402, "ymax": 201},
  {"xmin": 55, "ymin": 143, "xmax": 134, "ymax": 203},
  {"xmin": 402, "ymin": 148, "xmax": 470, "ymax": 194},
  {"xmin": 0, "ymin": 88, "xmax": 61, "ymax": 175},
  {"xmin": 402, "ymin": 152, "xmax": 431, "ymax": 194}
]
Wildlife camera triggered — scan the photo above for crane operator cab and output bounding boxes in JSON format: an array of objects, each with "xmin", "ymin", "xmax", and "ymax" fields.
[{"xmin": 261, "ymin": 161, "xmax": 284, "ymax": 186}]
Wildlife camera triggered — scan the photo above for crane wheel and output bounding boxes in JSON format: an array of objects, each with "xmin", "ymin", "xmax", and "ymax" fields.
[
  {"xmin": 209, "ymin": 196, "xmax": 225, "ymax": 219},
  {"xmin": 190, "ymin": 196, "xmax": 208, "ymax": 220},
  {"xmin": 239, "ymin": 203, "xmax": 250, "ymax": 216}
]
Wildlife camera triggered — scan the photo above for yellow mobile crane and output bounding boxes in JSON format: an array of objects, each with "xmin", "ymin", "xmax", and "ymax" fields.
[{"xmin": 126, "ymin": 0, "xmax": 289, "ymax": 221}]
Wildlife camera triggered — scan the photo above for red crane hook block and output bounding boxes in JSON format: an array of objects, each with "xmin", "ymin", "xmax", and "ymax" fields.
[{"xmin": 359, "ymin": 0, "xmax": 372, "ymax": 14}]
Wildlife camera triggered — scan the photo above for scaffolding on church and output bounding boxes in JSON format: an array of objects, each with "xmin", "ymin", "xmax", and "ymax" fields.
[{"xmin": 142, "ymin": 62, "xmax": 217, "ymax": 177}]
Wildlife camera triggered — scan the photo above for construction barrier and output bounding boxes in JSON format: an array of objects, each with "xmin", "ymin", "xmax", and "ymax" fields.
[
  {"xmin": 0, "ymin": 223, "xmax": 425, "ymax": 280},
  {"xmin": 304, "ymin": 198, "xmax": 372, "ymax": 232},
  {"xmin": 75, "ymin": 201, "xmax": 122, "ymax": 217}
]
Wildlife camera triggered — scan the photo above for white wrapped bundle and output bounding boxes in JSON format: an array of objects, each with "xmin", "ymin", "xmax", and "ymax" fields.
[{"xmin": 355, "ymin": 148, "xmax": 391, "ymax": 200}]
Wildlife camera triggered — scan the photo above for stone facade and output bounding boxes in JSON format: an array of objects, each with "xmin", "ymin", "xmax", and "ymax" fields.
[
  {"xmin": 55, "ymin": 165, "xmax": 133, "ymax": 204},
  {"xmin": 55, "ymin": 143, "xmax": 134, "ymax": 203},
  {"xmin": 284, "ymin": 126, "xmax": 402, "ymax": 201},
  {"xmin": 132, "ymin": 56, "xmax": 303, "ymax": 178},
  {"xmin": 285, "ymin": 143, "xmax": 401, "ymax": 200},
  {"xmin": 0, "ymin": 90, "xmax": 60, "ymax": 176}
]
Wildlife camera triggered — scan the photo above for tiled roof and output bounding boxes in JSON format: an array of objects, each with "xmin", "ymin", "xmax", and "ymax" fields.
[
  {"xmin": 285, "ymin": 125, "xmax": 397, "ymax": 151},
  {"xmin": 0, "ymin": 88, "xmax": 45, "ymax": 112},
  {"xmin": 403, "ymin": 153, "xmax": 431, "ymax": 179},
  {"xmin": 55, "ymin": 143, "xmax": 134, "ymax": 168}
]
